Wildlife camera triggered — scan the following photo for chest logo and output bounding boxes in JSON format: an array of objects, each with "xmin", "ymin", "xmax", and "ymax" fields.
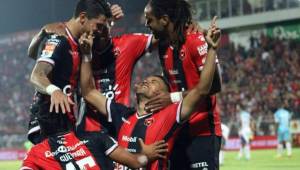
[{"xmin": 144, "ymin": 117, "xmax": 154, "ymax": 126}]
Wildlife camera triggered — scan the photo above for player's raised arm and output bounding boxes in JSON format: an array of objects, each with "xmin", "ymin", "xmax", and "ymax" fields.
[
  {"xmin": 180, "ymin": 16, "xmax": 221, "ymax": 121},
  {"xmin": 79, "ymin": 33, "xmax": 108, "ymax": 115}
]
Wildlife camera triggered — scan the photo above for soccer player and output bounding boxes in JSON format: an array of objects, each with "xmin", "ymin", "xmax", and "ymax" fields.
[
  {"xmin": 219, "ymin": 123, "xmax": 230, "ymax": 165},
  {"xmin": 143, "ymin": 0, "xmax": 222, "ymax": 169},
  {"xmin": 78, "ymin": 18, "xmax": 221, "ymax": 169},
  {"xmin": 27, "ymin": 2, "xmax": 204, "ymax": 141},
  {"xmin": 274, "ymin": 100, "xmax": 292, "ymax": 157},
  {"xmin": 21, "ymin": 0, "xmax": 167, "ymax": 169},
  {"xmin": 237, "ymin": 105, "xmax": 253, "ymax": 160}
]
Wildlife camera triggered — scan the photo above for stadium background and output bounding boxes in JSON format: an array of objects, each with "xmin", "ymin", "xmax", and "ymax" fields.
[{"xmin": 0, "ymin": 0, "xmax": 299, "ymax": 169}]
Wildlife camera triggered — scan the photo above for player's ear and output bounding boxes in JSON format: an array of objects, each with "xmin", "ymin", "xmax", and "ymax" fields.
[
  {"xmin": 78, "ymin": 12, "xmax": 88, "ymax": 25},
  {"xmin": 160, "ymin": 15, "xmax": 169, "ymax": 26}
]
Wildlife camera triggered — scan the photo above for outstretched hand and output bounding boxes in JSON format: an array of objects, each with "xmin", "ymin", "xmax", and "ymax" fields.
[{"xmin": 205, "ymin": 16, "xmax": 221, "ymax": 49}]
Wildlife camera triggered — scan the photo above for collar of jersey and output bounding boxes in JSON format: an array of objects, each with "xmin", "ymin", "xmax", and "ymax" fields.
[
  {"xmin": 64, "ymin": 25, "xmax": 78, "ymax": 46},
  {"xmin": 136, "ymin": 111, "xmax": 153, "ymax": 119}
]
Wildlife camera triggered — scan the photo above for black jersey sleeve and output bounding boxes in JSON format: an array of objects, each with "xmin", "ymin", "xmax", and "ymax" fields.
[
  {"xmin": 106, "ymin": 99, "xmax": 136, "ymax": 130},
  {"xmin": 37, "ymin": 34, "xmax": 68, "ymax": 66}
]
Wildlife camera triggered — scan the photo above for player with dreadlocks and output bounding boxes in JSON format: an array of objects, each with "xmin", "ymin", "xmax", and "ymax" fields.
[{"xmin": 144, "ymin": 0, "xmax": 222, "ymax": 169}]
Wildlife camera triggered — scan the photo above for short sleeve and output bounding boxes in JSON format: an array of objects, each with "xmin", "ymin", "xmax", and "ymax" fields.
[
  {"xmin": 98, "ymin": 131, "xmax": 119, "ymax": 155},
  {"xmin": 37, "ymin": 35, "xmax": 67, "ymax": 66},
  {"xmin": 121, "ymin": 33, "xmax": 152, "ymax": 61},
  {"xmin": 186, "ymin": 33, "xmax": 208, "ymax": 71},
  {"xmin": 106, "ymin": 99, "xmax": 135, "ymax": 129},
  {"xmin": 20, "ymin": 149, "xmax": 39, "ymax": 170}
]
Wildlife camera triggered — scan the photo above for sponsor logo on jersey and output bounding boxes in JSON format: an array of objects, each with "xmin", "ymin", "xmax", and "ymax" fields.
[
  {"xmin": 102, "ymin": 84, "xmax": 121, "ymax": 100},
  {"xmin": 197, "ymin": 43, "xmax": 208, "ymax": 56},
  {"xmin": 41, "ymin": 42, "xmax": 57, "ymax": 58},
  {"xmin": 45, "ymin": 140, "xmax": 88, "ymax": 158},
  {"xmin": 190, "ymin": 162, "xmax": 208, "ymax": 169},
  {"xmin": 122, "ymin": 136, "xmax": 137, "ymax": 143}
]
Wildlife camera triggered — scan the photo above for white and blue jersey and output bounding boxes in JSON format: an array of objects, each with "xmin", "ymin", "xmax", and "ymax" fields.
[{"xmin": 274, "ymin": 108, "xmax": 291, "ymax": 142}]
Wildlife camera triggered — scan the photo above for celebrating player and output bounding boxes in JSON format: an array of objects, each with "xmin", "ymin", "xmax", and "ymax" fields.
[
  {"xmin": 78, "ymin": 17, "xmax": 221, "ymax": 169},
  {"xmin": 21, "ymin": 0, "xmax": 167, "ymax": 169},
  {"xmin": 143, "ymin": 0, "xmax": 222, "ymax": 169}
]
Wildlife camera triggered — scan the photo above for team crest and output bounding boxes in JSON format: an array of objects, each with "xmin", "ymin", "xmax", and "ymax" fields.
[
  {"xmin": 113, "ymin": 47, "xmax": 121, "ymax": 57},
  {"xmin": 144, "ymin": 118, "xmax": 154, "ymax": 126},
  {"xmin": 179, "ymin": 49, "xmax": 186, "ymax": 60}
]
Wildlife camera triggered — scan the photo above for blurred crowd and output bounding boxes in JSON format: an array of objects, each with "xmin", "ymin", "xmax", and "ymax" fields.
[
  {"xmin": 218, "ymin": 34, "xmax": 300, "ymax": 136},
  {"xmin": 194, "ymin": 0, "xmax": 300, "ymax": 21},
  {"xmin": 0, "ymin": 35, "xmax": 35, "ymax": 148},
  {"xmin": 0, "ymin": 30, "xmax": 299, "ymax": 148}
]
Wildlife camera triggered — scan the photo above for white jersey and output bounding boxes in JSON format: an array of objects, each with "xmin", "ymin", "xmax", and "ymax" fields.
[
  {"xmin": 240, "ymin": 111, "xmax": 251, "ymax": 130},
  {"xmin": 221, "ymin": 124, "xmax": 230, "ymax": 140},
  {"xmin": 239, "ymin": 111, "xmax": 252, "ymax": 142}
]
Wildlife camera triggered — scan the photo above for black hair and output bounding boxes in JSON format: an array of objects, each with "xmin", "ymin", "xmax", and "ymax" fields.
[
  {"xmin": 152, "ymin": 75, "xmax": 171, "ymax": 92},
  {"xmin": 148, "ymin": 0, "xmax": 192, "ymax": 48},
  {"xmin": 74, "ymin": 0, "xmax": 112, "ymax": 19}
]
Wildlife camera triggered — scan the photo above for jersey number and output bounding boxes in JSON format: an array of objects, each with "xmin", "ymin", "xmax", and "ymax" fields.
[{"xmin": 65, "ymin": 156, "xmax": 96, "ymax": 170}]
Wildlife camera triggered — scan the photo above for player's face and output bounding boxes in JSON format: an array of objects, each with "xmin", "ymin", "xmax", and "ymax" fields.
[
  {"xmin": 84, "ymin": 14, "xmax": 111, "ymax": 40},
  {"xmin": 135, "ymin": 76, "xmax": 168, "ymax": 98},
  {"xmin": 144, "ymin": 5, "xmax": 167, "ymax": 39}
]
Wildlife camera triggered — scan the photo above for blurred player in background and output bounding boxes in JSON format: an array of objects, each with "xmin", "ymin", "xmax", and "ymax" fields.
[
  {"xmin": 237, "ymin": 104, "xmax": 254, "ymax": 160},
  {"xmin": 274, "ymin": 99, "xmax": 292, "ymax": 158},
  {"xmin": 220, "ymin": 123, "xmax": 230, "ymax": 165}
]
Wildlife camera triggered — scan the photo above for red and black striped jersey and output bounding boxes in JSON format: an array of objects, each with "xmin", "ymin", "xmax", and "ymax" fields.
[
  {"xmin": 28, "ymin": 26, "xmax": 81, "ymax": 143},
  {"xmin": 106, "ymin": 99, "xmax": 183, "ymax": 170},
  {"xmin": 77, "ymin": 34, "xmax": 152, "ymax": 135},
  {"xmin": 21, "ymin": 131, "xmax": 118, "ymax": 170},
  {"xmin": 158, "ymin": 32, "xmax": 221, "ymax": 136}
]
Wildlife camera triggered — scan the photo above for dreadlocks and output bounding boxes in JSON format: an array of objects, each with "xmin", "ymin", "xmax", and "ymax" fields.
[{"xmin": 148, "ymin": 0, "xmax": 192, "ymax": 48}]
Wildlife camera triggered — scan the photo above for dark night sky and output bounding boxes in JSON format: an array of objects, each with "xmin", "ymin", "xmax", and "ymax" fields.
[{"xmin": 0, "ymin": 0, "xmax": 147, "ymax": 35}]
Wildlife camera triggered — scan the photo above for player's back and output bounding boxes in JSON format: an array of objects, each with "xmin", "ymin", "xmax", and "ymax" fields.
[
  {"xmin": 21, "ymin": 131, "xmax": 117, "ymax": 170},
  {"xmin": 275, "ymin": 108, "xmax": 291, "ymax": 131}
]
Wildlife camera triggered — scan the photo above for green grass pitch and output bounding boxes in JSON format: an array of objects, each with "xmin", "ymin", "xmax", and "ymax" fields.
[{"xmin": 0, "ymin": 148, "xmax": 299, "ymax": 170}]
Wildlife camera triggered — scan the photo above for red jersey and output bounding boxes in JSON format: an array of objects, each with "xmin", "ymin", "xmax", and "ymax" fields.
[
  {"xmin": 106, "ymin": 99, "xmax": 183, "ymax": 170},
  {"xmin": 159, "ymin": 33, "xmax": 221, "ymax": 136},
  {"xmin": 21, "ymin": 131, "xmax": 118, "ymax": 170},
  {"xmin": 77, "ymin": 34, "xmax": 152, "ymax": 134}
]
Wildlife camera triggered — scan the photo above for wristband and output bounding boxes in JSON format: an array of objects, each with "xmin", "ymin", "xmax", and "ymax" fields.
[
  {"xmin": 137, "ymin": 155, "xmax": 148, "ymax": 166},
  {"xmin": 46, "ymin": 84, "xmax": 61, "ymax": 95},
  {"xmin": 83, "ymin": 54, "xmax": 92, "ymax": 62},
  {"xmin": 170, "ymin": 92, "xmax": 183, "ymax": 103}
]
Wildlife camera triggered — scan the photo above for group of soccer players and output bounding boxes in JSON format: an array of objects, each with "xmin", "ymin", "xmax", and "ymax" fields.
[{"xmin": 21, "ymin": 0, "xmax": 223, "ymax": 170}]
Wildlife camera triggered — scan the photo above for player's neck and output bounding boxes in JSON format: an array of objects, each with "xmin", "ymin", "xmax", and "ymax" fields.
[
  {"xmin": 137, "ymin": 98, "xmax": 150, "ymax": 116},
  {"xmin": 65, "ymin": 19, "xmax": 81, "ymax": 39}
]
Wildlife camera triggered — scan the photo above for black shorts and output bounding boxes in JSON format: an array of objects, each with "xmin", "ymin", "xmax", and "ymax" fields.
[{"xmin": 186, "ymin": 135, "xmax": 221, "ymax": 170}]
